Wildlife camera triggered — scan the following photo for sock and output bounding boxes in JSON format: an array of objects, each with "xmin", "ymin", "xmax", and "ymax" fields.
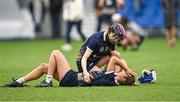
[
  {"xmin": 45, "ymin": 75, "xmax": 53, "ymax": 83},
  {"xmin": 16, "ymin": 77, "xmax": 25, "ymax": 84}
]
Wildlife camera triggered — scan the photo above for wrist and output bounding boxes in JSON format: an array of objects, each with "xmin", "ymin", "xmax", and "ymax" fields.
[
  {"xmin": 83, "ymin": 71, "xmax": 88, "ymax": 74},
  {"xmin": 125, "ymin": 68, "xmax": 131, "ymax": 71}
]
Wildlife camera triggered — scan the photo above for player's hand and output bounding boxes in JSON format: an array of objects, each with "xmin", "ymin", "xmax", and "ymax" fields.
[
  {"xmin": 126, "ymin": 69, "xmax": 136, "ymax": 77},
  {"xmin": 83, "ymin": 72, "xmax": 93, "ymax": 83}
]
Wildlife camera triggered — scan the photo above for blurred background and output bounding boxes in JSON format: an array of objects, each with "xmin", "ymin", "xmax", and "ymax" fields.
[{"xmin": 0, "ymin": 0, "xmax": 179, "ymax": 46}]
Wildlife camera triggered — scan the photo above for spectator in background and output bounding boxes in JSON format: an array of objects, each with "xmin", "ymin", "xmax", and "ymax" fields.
[
  {"xmin": 17, "ymin": 0, "xmax": 32, "ymax": 8},
  {"xmin": 162, "ymin": 0, "xmax": 180, "ymax": 48},
  {"xmin": 29, "ymin": 0, "xmax": 46, "ymax": 36},
  {"xmin": 112, "ymin": 13, "xmax": 145, "ymax": 51},
  {"xmin": 16, "ymin": 0, "xmax": 35, "ymax": 37},
  {"xmin": 62, "ymin": 0, "xmax": 86, "ymax": 51},
  {"xmin": 49, "ymin": 0, "xmax": 63, "ymax": 39},
  {"xmin": 95, "ymin": 0, "xmax": 124, "ymax": 32},
  {"xmin": 94, "ymin": 0, "xmax": 103, "ymax": 32}
]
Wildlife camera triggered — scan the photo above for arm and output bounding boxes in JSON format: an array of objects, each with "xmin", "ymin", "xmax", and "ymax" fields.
[
  {"xmin": 81, "ymin": 47, "xmax": 93, "ymax": 83},
  {"xmin": 111, "ymin": 51, "xmax": 121, "ymax": 58},
  {"xmin": 106, "ymin": 56, "xmax": 136, "ymax": 76},
  {"xmin": 107, "ymin": 56, "xmax": 129, "ymax": 71}
]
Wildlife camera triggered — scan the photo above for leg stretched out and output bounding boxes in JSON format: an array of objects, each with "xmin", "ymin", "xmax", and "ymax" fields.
[{"xmin": 5, "ymin": 50, "xmax": 72, "ymax": 87}]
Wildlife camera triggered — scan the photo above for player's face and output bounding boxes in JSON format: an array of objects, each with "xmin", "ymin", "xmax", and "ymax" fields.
[{"xmin": 108, "ymin": 32, "xmax": 120, "ymax": 44}]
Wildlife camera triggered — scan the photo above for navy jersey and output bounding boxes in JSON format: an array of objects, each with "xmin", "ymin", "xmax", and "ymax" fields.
[
  {"xmin": 90, "ymin": 71, "xmax": 118, "ymax": 86},
  {"xmin": 76, "ymin": 31, "xmax": 115, "ymax": 72},
  {"xmin": 79, "ymin": 71, "xmax": 118, "ymax": 86},
  {"xmin": 60, "ymin": 70, "xmax": 118, "ymax": 87}
]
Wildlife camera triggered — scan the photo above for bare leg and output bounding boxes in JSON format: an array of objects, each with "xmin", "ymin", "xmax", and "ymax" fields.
[
  {"xmin": 165, "ymin": 25, "xmax": 177, "ymax": 48},
  {"xmin": 47, "ymin": 50, "xmax": 58, "ymax": 76},
  {"xmin": 51, "ymin": 50, "xmax": 71, "ymax": 81},
  {"xmin": 120, "ymin": 38, "xmax": 129, "ymax": 50},
  {"xmin": 27, "ymin": 50, "xmax": 71, "ymax": 87},
  {"xmin": 6, "ymin": 50, "xmax": 66, "ymax": 87},
  {"xmin": 165, "ymin": 28, "xmax": 170, "ymax": 46},
  {"xmin": 23, "ymin": 63, "xmax": 48, "ymax": 82},
  {"xmin": 22, "ymin": 50, "xmax": 67, "ymax": 83},
  {"xmin": 126, "ymin": 32, "xmax": 140, "ymax": 50},
  {"xmin": 170, "ymin": 25, "xmax": 177, "ymax": 47},
  {"xmin": 126, "ymin": 32, "xmax": 137, "ymax": 45}
]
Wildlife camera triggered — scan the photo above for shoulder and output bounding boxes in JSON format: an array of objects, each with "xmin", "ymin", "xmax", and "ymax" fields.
[{"xmin": 92, "ymin": 31, "xmax": 105, "ymax": 40}]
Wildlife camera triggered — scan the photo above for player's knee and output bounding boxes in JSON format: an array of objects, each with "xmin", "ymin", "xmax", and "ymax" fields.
[
  {"xmin": 52, "ymin": 49, "xmax": 62, "ymax": 56},
  {"xmin": 40, "ymin": 63, "xmax": 48, "ymax": 73},
  {"xmin": 121, "ymin": 39, "xmax": 128, "ymax": 46},
  {"xmin": 52, "ymin": 49, "xmax": 59, "ymax": 54}
]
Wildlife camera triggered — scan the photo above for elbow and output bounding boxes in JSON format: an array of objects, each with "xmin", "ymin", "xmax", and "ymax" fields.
[{"xmin": 112, "ymin": 51, "xmax": 121, "ymax": 58}]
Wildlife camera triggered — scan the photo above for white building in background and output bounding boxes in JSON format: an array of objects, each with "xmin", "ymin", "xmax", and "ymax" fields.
[{"xmin": 0, "ymin": 0, "xmax": 35, "ymax": 39}]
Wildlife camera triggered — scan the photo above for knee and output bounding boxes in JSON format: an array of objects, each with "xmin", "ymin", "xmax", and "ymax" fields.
[
  {"xmin": 52, "ymin": 49, "xmax": 59, "ymax": 54},
  {"xmin": 51, "ymin": 49, "xmax": 60, "ymax": 56},
  {"xmin": 52, "ymin": 49, "xmax": 63, "ymax": 56},
  {"xmin": 39, "ymin": 63, "xmax": 48, "ymax": 73},
  {"xmin": 121, "ymin": 39, "xmax": 129, "ymax": 46}
]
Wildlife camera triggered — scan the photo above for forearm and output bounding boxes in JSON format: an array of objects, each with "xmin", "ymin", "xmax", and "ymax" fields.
[
  {"xmin": 114, "ymin": 57, "xmax": 130, "ymax": 71},
  {"xmin": 81, "ymin": 57, "xmax": 88, "ymax": 73},
  {"xmin": 81, "ymin": 48, "xmax": 93, "ymax": 73},
  {"xmin": 111, "ymin": 51, "xmax": 121, "ymax": 58}
]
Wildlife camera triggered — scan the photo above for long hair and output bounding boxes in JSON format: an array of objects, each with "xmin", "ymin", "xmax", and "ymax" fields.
[{"xmin": 118, "ymin": 75, "xmax": 135, "ymax": 85}]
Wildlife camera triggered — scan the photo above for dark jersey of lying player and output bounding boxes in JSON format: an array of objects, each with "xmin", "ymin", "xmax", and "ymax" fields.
[
  {"xmin": 59, "ymin": 70, "xmax": 118, "ymax": 87},
  {"xmin": 76, "ymin": 31, "xmax": 115, "ymax": 72},
  {"xmin": 88, "ymin": 71, "xmax": 118, "ymax": 86}
]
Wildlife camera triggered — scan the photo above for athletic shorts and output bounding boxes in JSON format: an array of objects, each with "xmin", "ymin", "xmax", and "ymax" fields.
[
  {"xmin": 59, "ymin": 69, "xmax": 79, "ymax": 87},
  {"xmin": 76, "ymin": 61, "xmax": 96, "ymax": 72},
  {"xmin": 164, "ymin": 12, "xmax": 178, "ymax": 29},
  {"xmin": 101, "ymin": 14, "xmax": 112, "ymax": 24}
]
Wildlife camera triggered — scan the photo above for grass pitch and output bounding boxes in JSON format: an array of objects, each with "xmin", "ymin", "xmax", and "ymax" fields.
[{"xmin": 0, "ymin": 38, "xmax": 180, "ymax": 101}]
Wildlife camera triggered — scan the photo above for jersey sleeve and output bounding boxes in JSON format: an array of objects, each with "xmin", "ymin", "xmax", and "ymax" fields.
[{"xmin": 86, "ymin": 38, "xmax": 98, "ymax": 51}]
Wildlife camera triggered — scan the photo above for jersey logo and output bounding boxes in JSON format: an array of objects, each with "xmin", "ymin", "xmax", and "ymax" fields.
[
  {"xmin": 105, "ymin": 46, "xmax": 109, "ymax": 52},
  {"xmin": 93, "ymin": 55, "xmax": 97, "ymax": 58},
  {"xmin": 99, "ymin": 47, "xmax": 105, "ymax": 52},
  {"xmin": 99, "ymin": 46, "xmax": 110, "ymax": 52}
]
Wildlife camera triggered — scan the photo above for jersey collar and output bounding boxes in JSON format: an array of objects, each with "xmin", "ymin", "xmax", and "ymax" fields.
[
  {"xmin": 103, "ymin": 31, "xmax": 107, "ymax": 41},
  {"xmin": 115, "ymin": 79, "xmax": 120, "ymax": 85}
]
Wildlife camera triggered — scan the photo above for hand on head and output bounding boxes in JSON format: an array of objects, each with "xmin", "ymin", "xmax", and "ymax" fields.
[
  {"xmin": 126, "ymin": 69, "xmax": 137, "ymax": 77},
  {"xmin": 116, "ymin": 71, "xmax": 136, "ymax": 85}
]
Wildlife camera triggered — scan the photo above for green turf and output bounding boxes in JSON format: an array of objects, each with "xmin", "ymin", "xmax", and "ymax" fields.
[{"xmin": 0, "ymin": 38, "xmax": 180, "ymax": 101}]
